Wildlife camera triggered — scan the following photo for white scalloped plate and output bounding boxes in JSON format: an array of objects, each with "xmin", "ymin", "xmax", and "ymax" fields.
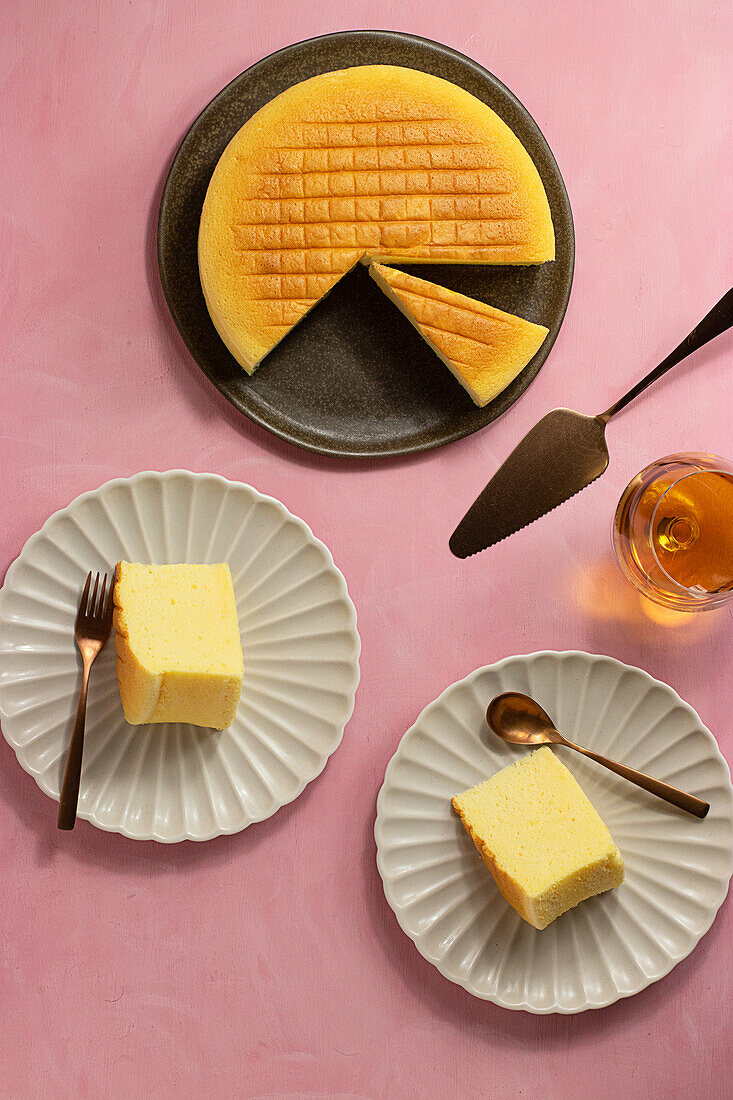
[
  {"xmin": 0, "ymin": 471, "xmax": 360, "ymax": 842},
  {"xmin": 375, "ymin": 652, "xmax": 733, "ymax": 1013}
]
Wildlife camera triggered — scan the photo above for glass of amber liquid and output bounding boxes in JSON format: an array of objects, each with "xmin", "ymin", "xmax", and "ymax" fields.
[{"xmin": 613, "ymin": 453, "xmax": 733, "ymax": 611}]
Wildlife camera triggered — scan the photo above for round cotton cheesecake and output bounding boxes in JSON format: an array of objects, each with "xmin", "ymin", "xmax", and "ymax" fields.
[{"xmin": 198, "ymin": 64, "xmax": 555, "ymax": 372}]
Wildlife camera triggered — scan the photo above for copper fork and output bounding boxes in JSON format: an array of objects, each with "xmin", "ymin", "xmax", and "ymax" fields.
[{"xmin": 57, "ymin": 571, "xmax": 114, "ymax": 830}]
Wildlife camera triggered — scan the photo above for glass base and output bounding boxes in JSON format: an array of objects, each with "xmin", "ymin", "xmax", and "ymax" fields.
[{"xmin": 612, "ymin": 453, "xmax": 733, "ymax": 613}]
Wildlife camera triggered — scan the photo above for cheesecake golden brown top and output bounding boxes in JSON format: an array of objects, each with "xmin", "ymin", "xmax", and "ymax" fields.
[
  {"xmin": 198, "ymin": 65, "xmax": 555, "ymax": 372},
  {"xmin": 369, "ymin": 263, "xmax": 549, "ymax": 406}
]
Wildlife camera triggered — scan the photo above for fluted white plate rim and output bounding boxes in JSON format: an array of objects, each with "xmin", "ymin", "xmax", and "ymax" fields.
[
  {"xmin": 375, "ymin": 651, "xmax": 733, "ymax": 1013},
  {"xmin": 0, "ymin": 470, "xmax": 361, "ymax": 842}
]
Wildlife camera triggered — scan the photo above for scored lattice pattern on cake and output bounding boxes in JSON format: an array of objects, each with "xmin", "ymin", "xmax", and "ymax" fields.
[
  {"xmin": 198, "ymin": 66, "xmax": 555, "ymax": 371},
  {"xmin": 232, "ymin": 118, "xmax": 529, "ymax": 333},
  {"xmin": 388, "ymin": 284, "xmax": 510, "ymax": 370}
]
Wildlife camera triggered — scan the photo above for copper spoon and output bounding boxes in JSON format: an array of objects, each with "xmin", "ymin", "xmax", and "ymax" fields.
[{"xmin": 486, "ymin": 692, "xmax": 709, "ymax": 819}]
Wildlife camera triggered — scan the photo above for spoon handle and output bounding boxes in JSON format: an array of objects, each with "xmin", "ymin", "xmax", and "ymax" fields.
[{"xmin": 562, "ymin": 740, "xmax": 710, "ymax": 818}]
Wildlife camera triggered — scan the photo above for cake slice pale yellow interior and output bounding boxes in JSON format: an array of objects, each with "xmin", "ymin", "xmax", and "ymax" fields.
[
  {"xmin": 114, "ymin": 562, "xmax": 243, "ymax": 730},
  {"xmin": 452, "ymin": 747, "xmax": 625, "ymax": 929}
]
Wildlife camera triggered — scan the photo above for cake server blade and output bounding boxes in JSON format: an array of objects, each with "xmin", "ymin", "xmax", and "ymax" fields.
[
  {"xmin": 449, "ymin": 285, "xmax": 733, "ymax": 558},
  {"xmin": 449, "ymin": 409, "xmax": 608, "ymax": 557}
]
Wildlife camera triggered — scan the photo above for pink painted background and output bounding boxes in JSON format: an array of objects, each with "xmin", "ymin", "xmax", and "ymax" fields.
[{"xmin": 2, "ymin": 2, "xmax": 732, "ymax": 1097}]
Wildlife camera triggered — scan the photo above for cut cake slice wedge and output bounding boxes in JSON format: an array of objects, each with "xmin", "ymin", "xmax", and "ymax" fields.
[
  {"xmin": 369, "ymin": 263, "xmax": 549, "ymax": 407},
  {"xmin": 452, "ymin": 747, "xmax": 625, "ymax": 930}
]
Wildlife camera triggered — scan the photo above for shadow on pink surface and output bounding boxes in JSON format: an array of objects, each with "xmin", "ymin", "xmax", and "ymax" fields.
[
  {"xmin": 0, "ymin": 731, "xmax": 319, "ymax": 874},
  {"xmin": 571, "ymin": 556, "xmax": 733, "ymax": 719}
]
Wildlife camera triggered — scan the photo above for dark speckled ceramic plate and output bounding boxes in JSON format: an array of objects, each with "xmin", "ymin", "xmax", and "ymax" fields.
[{"xmin": 158, "ymin": 30, "xmax": 574, "ymax": 458}]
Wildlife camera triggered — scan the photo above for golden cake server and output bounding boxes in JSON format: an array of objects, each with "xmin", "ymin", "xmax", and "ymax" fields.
[{"xmin": 450, "ymin": 286, "xmax": 733, "ymax": 557}]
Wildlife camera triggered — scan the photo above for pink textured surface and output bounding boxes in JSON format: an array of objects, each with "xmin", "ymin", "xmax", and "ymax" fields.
[{"xmin": 1, "ymin": 2, "xmax": 732, "ymax": 1097}]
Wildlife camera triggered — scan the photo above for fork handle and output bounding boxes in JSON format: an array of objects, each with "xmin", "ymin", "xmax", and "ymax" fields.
[
  {"xmin": 57, "ymin": 660, "xmax": 92, "ymax": 830},
  {"xmin": 563, "ymin": 739, "xmax": 710, "ymax": 818},
  {"xmin": 598, "ymin": 286, "xmax": 733, "ymax": 422}
]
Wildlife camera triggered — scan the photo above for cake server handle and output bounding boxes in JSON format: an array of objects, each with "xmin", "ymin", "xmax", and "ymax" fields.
[
  {"xmin": 560, "ymin": 737, "xmax": 710, "ymax": 818},
  {"xmin": 597, "ymin": 285, "xmax": 733, "ymax": 423}
]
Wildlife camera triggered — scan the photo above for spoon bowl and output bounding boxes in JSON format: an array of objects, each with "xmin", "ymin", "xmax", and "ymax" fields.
[{"xmin": 486, "ymin": 692, "xmax": 564, "ymax": 746}]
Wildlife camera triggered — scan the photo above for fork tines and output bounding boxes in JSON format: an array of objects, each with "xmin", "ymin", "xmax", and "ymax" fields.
[{"xmin": 76, "ymin": 571, "xmax": 114, "ymax": 634}]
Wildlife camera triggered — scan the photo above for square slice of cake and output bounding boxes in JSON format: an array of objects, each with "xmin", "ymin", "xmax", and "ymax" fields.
[
  {"xmin": 113, "ymin": 562, "xmax": 243, "ymax": 729},
  {"xmin": 452, "ymin": 747, "xmax": 624, "ymax": 929}
]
